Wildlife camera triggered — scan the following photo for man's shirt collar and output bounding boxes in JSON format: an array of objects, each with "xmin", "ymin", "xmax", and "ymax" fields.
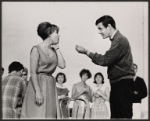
[{"xmin": 110, "ymin": 29, "xmax": 118, "ymax": 40}]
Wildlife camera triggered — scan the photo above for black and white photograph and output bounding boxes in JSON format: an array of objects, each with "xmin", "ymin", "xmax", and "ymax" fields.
[{"xmin": 1, "ymin": 1, "xmax": 148, "ymax": 119}]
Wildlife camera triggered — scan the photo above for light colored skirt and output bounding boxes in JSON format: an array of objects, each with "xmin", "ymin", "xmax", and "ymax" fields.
[
  {"xmin": 91, "ymin": 102, "xmax": 109, "ymax": 119},
  {"xmin": 20, "ymin": 74, "xmax": 61, "ymax": 119}
]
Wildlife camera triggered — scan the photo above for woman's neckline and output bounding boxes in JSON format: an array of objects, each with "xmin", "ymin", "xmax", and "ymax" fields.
[{"xmin": 56, "ymin": 83, "xmax": 66, "ymax": 88}]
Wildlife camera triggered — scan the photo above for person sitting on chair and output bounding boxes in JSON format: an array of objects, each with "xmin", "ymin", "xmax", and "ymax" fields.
[
  {"xmin": 56, "ymin": 72, "xmax": 69, "ymax": 119},
  {"xmin": 71, "ymin": 69, "xmax": 92, "ymax": 119}
]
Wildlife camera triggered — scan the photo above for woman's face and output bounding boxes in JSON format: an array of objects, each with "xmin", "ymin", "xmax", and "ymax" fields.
[
  {"xmin": 57, "ymin": 75, "xmax": 64, "ymax": 84},
  {"xmin": 81, "ymin": 73, "xmax": 88, "ymax": 82},
  {"xmin": 50, "ymin": 30, "xmax": 60, "ymax": 44},
  {"xmin": 95, "ymin": 75, "xmax": 103, "ymax": 84}
]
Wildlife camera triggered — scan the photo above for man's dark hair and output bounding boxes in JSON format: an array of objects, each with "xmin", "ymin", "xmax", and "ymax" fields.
[
  {"xmin": 95, "ymin": 15, "xmax": 116, "ymax": 29},
  {"xmin": 8, "ymin": 61, "xmax": 24, "ymax": 73}
]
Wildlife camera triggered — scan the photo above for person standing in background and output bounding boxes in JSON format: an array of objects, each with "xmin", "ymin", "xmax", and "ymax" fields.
[
  {"xmin": 2, "ymin": 61, "xmax": 26, "ymax": 119},
  {"xmin": 76, "ymin": 15, "xmax": 135, "ymax": 119},
  {"xmin": 132, "ymin": 64, "xmax": 148, "ymax": 119},
  {"xmin": 21, "ymin": 22, "xmax": 66, "ymax": 119},
  {"xmin": 91, "ymin": 72, "xmax": 110, "ymax": 119}
]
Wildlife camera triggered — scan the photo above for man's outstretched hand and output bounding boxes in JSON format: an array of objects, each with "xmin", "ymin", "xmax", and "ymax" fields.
[{"xmin": 75, "ymin": 45, "xmax": 87, "ymax": 54}]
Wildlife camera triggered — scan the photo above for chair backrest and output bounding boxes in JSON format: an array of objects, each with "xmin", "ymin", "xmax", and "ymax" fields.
[
  {"xmin": 70, "ymin": 98, "xmax": 87, "ymax": 118},
  {"xmin": 59, "ymin": 98, "xmax": 88, "ymax": 119},
  {"xmin": 59, "ymin": 97, "xmax": 70, "ymax": 118}
]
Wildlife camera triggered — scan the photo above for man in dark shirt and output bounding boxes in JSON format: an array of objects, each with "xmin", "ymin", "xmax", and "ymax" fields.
[
  {"xmin": 76, "ymin": 15, "xmax": 135, "ymax": 119},
  {"xmin": 132, "ymin": 64, "xmax": 147, "ymax": 119}
]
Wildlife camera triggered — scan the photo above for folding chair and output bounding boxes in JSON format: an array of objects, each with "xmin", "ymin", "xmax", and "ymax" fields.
[
  {"xmin": 59, "ymin": 98, "xmax": 87, "ymax": 119},
  {"xmin": 59, "ymin": 97, "xmax": 70, "ymax": 119}
]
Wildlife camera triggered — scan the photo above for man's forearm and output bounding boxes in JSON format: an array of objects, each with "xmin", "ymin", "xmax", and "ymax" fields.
[{"xmin": 85, "ymin": 50, "xmax": 94, "ymax": 59}]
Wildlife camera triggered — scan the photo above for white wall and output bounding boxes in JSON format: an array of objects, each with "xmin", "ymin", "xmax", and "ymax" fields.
[{"xmin": 2, "ymin": 2, "xmax": 148, "ymax": 119}]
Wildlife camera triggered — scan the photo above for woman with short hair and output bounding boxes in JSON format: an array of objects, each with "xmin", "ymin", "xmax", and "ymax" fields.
[
  {"xmin": 71, "ymin": 69, "xmax": 92, "ymax": 119},
  {"xmin": 91, "ymin": 72, "xmax": 110, "ymax": 119},
  {"xmin": 21, "ymin": 22, "xmax": 66, "ymax": 119},
  {"xmin": 56, "ymin": 72, "xmax": 69, "ymax": 118}
]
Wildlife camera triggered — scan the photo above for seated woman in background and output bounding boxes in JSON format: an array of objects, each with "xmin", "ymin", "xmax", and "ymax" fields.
[
  {"xmin": 56, "ymin": 72, "xmax": 69, "ymax": 119},
  {"xmin": 91, "ymin": 72, "xmax": 110, "ymax": 119},
  {"xmin": 71, "ymin": 69, "xmax": 92, "ymax": 119}
]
